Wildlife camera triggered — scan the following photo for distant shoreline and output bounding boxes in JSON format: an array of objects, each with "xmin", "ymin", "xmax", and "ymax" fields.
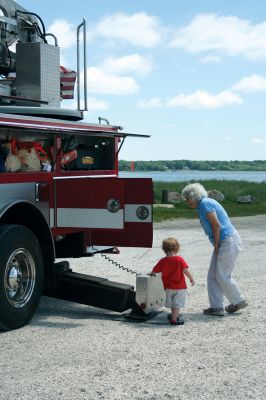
[{"xmin": 119, "ymin": 159, "xmax": 266, "ymax": 172}]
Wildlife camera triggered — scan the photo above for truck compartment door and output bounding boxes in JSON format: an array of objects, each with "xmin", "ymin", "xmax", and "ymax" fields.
[
  {"xmin": 89, "ymin": 178, "xmax": 153, "ymax": 248},
  {"xmin": 54, "ymin": 177, "xmax": 124, "ymax": 230}
]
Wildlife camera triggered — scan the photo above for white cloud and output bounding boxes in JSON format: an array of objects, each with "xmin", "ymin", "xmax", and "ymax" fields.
[
  {"xmin": 101, "ymin": 54, "xmax": 153, "ymax": 75},
  {"xmin": 137, "ymin": 97, "xmax": 162, "ymax": 109},
  {"xmin": 61, "ymin": 100, "xmax": 76, "ymax": 110},
  {"xmin": 225, "ymin": 136, "xmax": 234, "ymax": 143},
  {"xmin": 251, "ymin": 138, "xmax": 264, "ymax": 144},
  {"xmin": 232, "ymin": 74, "xmax": 266, "ymax": 92},
  {"xmin": 86, "ymin": 97, "xmax": 109, "ymax": 111},
  {"xmin": 200, "ymin": 55, "xmax": 222, "ymax": 63},
  {"xmin": 86, "ymin": 67, "xmax": 139, "ymax": 95},
  {"xmin": 95, "ymin": 12, "xmax": 161, "ymax": 47},
  {"xmin": 61, "ymin": 98, "xmax": 108, "ymax": 111},
  {"xmin": 170, "ymin": 14, "xmax": 266, "ymax": 61},
  {"xmin": 166, "ymin": 90, "xmax": 242, "ymax": 109},
  {"xmin": 48, "ymin": 19, "xmax": 76, "ymax": 49}
]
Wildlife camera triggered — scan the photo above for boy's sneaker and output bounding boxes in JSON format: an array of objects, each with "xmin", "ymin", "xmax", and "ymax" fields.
[
  {"xmin": 203, "ymin": 307, "xmax": 225, "ymax": 316},
  {"xmin": 225, "ymin": 300, "xmax": 248, "ymax": 314},
  {"xmin": 170, "ymin": 318, "xmax": 185, "ymax": 326},
  {"xmin": 167, "ymin": 313, "xmax": 182, "ymax": 321}
]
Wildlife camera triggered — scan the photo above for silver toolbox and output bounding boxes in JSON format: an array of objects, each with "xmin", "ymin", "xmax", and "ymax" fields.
[{"xmin": 16, "ymin": 42, "xmax": 60, "ymax": 107}]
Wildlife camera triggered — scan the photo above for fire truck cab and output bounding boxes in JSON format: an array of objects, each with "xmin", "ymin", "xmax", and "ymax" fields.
[{"xmin": 0, "ymin": 1, "xmax": 153, "ymax": 330}]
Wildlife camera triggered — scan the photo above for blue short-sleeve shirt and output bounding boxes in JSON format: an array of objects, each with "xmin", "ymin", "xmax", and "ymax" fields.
[{"xmin": 197, "ymin": 198, "xmax": 235, "ymax": 244}]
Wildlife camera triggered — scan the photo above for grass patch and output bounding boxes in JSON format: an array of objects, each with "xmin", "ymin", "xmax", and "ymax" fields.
[{"xmin": 153, "ymin": 180, "xmax": 266, "ymax": 222}]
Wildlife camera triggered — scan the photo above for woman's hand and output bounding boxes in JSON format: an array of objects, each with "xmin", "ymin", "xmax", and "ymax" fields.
[{"xmin": 214, "ymin": 243, "xmax": 219, "ymax": 255}]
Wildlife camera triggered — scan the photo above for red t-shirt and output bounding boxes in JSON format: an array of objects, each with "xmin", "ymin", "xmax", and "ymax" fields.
[{"xmin": 152, "ymin": 255, "xmax": 188, "ymax": 290}]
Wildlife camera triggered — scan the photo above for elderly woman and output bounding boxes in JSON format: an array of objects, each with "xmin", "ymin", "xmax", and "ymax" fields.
[{"xmin": 181, "ymin": 183, "xmax": 247, "ymax": 316}]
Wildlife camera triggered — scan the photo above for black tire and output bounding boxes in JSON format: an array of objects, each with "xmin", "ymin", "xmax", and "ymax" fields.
[{"xmin": 0, "ymin": 224, "xmax": 44, "ymax": 331}]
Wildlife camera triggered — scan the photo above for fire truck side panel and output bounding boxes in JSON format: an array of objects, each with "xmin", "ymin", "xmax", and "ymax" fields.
[{"xmin": 0, "ymin": 182, "xmax": 49, "ymax": 222}]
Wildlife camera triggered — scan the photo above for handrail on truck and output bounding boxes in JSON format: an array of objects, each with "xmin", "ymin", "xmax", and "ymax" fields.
[{"xmin": 77, "ymin": 18, "xmax": 87, "ymax": 112}]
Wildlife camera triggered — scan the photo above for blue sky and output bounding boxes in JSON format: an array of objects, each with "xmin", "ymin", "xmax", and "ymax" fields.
[{"xmin": 18, "ymin": 0, "xmax": 266, "ymax": 161}]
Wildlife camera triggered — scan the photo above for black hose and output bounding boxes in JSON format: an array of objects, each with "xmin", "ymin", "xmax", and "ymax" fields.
[{"xmin": 15, "ymin": 10, "xmax": 47, "ymax": 43}]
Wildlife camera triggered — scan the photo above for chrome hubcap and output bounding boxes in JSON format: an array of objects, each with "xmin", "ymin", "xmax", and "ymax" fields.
[{"xmin": 4, "ymin": 249, "xmax": 36, "ymax": 308}]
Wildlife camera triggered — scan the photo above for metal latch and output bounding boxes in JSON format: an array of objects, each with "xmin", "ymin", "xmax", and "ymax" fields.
[{"xmin": 35, "ymin": 182, "xmax": 49, "ymax": 202}]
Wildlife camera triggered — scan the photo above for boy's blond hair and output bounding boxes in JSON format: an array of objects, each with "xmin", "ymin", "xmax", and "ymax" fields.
[{"xmin": 162, "ymin": 237, "xmax": 180, "ymax": 254}]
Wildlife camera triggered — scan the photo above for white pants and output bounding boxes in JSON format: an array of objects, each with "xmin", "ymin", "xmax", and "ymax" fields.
[{"xmin": 207, "ymin": 230, "xmax": 244, "ymax": 309}]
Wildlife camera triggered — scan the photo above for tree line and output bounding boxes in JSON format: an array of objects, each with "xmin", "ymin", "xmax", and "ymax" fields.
[{"xmin": 119, "ymin": 159, "xmax": 266, "ymax": 171}]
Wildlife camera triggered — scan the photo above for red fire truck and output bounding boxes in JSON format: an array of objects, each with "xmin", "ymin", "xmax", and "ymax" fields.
[{"xmin": 0, "ymin": 0, "xmax": 153, "ymax": 330}]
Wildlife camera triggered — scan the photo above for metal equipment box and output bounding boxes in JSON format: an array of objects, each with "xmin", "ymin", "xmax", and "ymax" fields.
[
  {"xmin": 16, "ymin": 42, "xmax": 60, "ymax": 107},
  {"xmin": 135, "ymin": 274, "xmax": 165, "ymax": 314}
]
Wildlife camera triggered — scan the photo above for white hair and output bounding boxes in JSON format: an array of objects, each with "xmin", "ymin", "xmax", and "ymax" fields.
[{"xmin": 181, "ymin": 183, "xmax": 208, "ymax": 203}]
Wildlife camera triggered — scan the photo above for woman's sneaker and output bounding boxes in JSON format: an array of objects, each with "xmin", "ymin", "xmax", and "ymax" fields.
[
  {"xmin": 203, "ymin": 307, "xmax": 225, "ymax": 316},
  {"xmin": 225, "ymin": 300, "xmax": 248, "ymax": 313}
]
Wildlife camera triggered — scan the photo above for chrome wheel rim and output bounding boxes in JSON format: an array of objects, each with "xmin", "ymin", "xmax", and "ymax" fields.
[{"xmin": 4, "ymin": 248, "xmax": 36, "ymax": 308}]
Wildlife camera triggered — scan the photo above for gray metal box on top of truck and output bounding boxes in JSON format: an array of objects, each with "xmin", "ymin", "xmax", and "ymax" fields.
[{"xmin": 16, "ymin": 42, "xmax": 60, "ymax": 107}]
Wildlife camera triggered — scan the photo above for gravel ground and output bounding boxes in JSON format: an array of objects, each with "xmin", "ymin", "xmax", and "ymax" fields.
[{"xmin": 0, "ymin": 215, "xmax": 265, "ymax": 400}]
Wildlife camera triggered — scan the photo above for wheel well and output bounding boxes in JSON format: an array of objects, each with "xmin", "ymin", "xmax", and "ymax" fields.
[{"xmin": 0, "ymin": 202, "xmax": 55, "ymax": 288}]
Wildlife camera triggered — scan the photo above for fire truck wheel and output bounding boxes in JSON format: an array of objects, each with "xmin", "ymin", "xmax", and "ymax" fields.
[{"xmin": 0, "ymin": 224, "xmax": 44, "ymax": 331}]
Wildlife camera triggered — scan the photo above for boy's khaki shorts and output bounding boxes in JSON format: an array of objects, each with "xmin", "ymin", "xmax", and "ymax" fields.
[{"xmin": 165, "ymin": 289, "xmax": 186, "ymax": 308}]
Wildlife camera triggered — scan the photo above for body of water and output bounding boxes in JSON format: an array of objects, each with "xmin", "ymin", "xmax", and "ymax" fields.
[{"xmin": 119, "ymin": 170, "xmax": 266, "ymax": 182}]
